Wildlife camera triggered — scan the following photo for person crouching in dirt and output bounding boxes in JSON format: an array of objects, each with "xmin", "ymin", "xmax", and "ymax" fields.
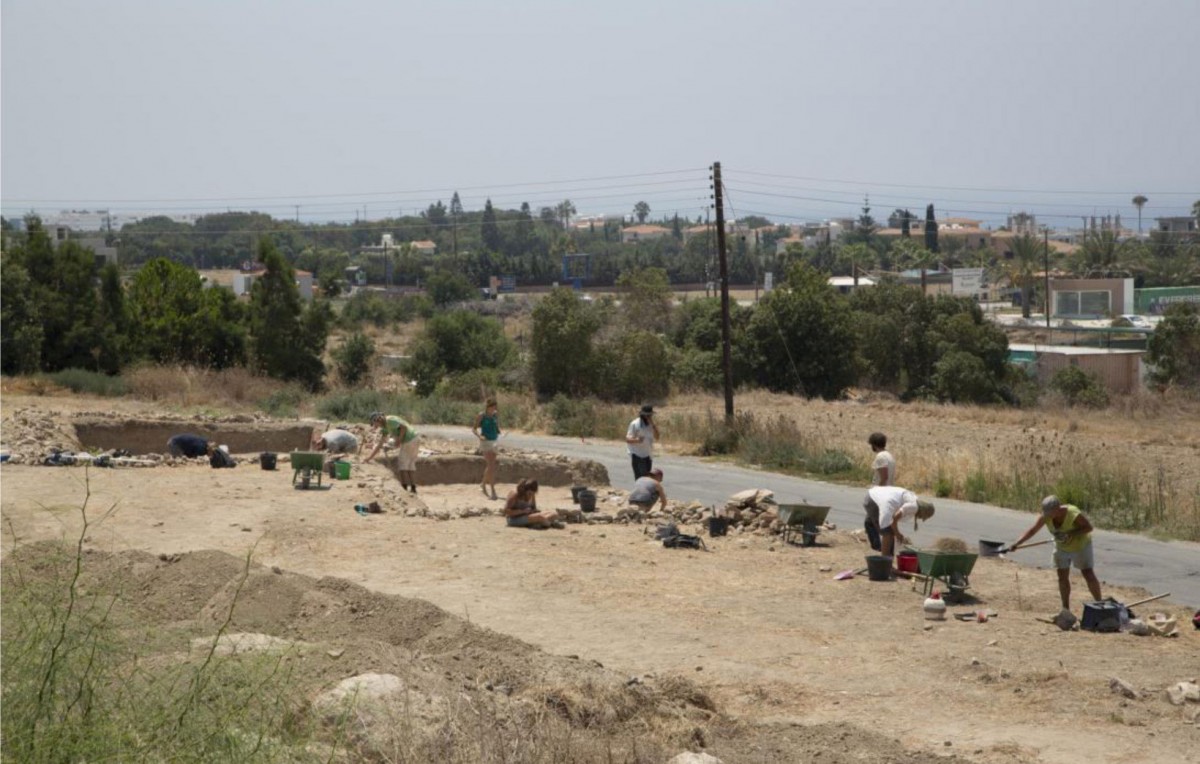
[
  {"xmin": 363, "ymin": 412, "xmax": 420, "ymax": 494},
  {"xmin": 503, "ymin": 479, "xmax": 561, "ymax": 529},
  {"xmin": 628, "ymin": 468, "xmax": 667, "ymax": 513},
  {"xmin": 866, "ymin": 485, "xmax": 934, "ymax": 562},
  {"xmin": 167, "ymin": 433, "xmax": 209, "ymax": 458},
  {"xmin": 207, "ymin": 442, "xmax": 236, "ymax": 469},
  {"xmin": 1011, "ymin": 495, "xmax": 1102, "ymax": 611},
  {"xmin": 313, "ymin": 428, "xmax": 358, "ymax": 458}
]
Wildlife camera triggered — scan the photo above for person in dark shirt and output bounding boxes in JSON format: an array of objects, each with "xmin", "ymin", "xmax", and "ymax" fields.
[{"xmin": 167, "ymin": 433, "xmax": 208, "ymax": 458}]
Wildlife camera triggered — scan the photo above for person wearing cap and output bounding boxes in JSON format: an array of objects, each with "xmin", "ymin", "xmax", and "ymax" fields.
[
  {"xmin": 625, "ymin": 404, "xmax": 660, "ymax": 480},
  {"xmin": 1011, "ymin": 495, "xmax": 1102, "ymax": 610},
  {"xmin": 865, "ymin": 485, "xmax": 935, "ymax": 561},
  {"xmin": 363, "ymin": 412, "xmax": 420, "ymax": 494}
]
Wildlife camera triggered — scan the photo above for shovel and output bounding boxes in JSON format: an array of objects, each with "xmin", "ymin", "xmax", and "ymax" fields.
[{"xmin": 980, "ymin": 538, "xmax": 1052, "ymax": 556}]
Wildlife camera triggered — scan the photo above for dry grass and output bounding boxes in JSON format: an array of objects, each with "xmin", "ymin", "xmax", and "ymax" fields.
[{"xmin": 122, "ymin": 365, "xmax": 294, "ymax": 409}]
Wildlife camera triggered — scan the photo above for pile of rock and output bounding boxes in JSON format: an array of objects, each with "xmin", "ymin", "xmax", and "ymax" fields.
[{"xmin": 1, "ymin": 407, "xmax": 80, "ymax": 463}]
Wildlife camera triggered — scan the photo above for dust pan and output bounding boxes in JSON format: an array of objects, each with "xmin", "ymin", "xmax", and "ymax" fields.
[{"xmin": 834, "ymin": 567, "xmax": 867, "ymax": 581}]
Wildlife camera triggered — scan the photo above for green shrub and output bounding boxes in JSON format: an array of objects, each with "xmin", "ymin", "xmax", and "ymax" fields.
[
  {"xmin": 331, "ymin": 331, "xmax": 375, "ymax": 386},
  {"xmin": 547, "ymin": 394, "xmax": 599, "ymax": 438},
  {"xmin": 1049, "ymin": 366, "xmax": 1110, "ymax": 408},
  {"xmin": 670, "ymin": 347, "xmax": 723, "ymax": 392},
  {"xmin": 933, "ymin": 350, "xmax": 1003, "ymax": 404},
  {"xmin": 425, "ymin": 270, "xmax": 476, "ymax": 307},
  {"xmin": 436, "ymin": 367, "xmax": 505, "ymax": 401},
  {"xmin": 405, "ymin": 310, "xmax": 512, "ymax": 396},
  {"xmin": 934, "ymin": 472, "xmax": 953, "ymax": 498},
  {"xmin": 409, "ymin": 395, "xmax": 475, "ymax": 425},
  {"xmin": 699, "ymin": 416, "xmax": 740, "ymax": 455},
  {"xmin": 315, "ymin": 389, "xmax": 400, "ymax": 421},
  {"xmin": 964, "ymin": 469, "xmax": 989, "ymax": 503},
  {"xmin": 531, "ymin": 288, "xmax": 603, "ymax": 398},
  {"xmin": 593, "ymin": 330, "xmax": 671, "ymax": 402},
  {"xmin": 809, "ymin": 449, "xmax": 854, "ymax": 475},
  {"xmin": 258, "ymin": 385, "xmax": 305, "ymax": 418},
  {"xmin": 44, "ymin": 368, "xmax": 128, "ymax": 396},
  {"xmin": 1147, "ymin": 302, "xmax": 1200, "ymax": 389}
]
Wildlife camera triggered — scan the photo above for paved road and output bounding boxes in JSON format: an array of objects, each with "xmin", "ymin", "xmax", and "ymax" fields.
[{"xmin": 426, "ymin": 427, "xmax": 1200, "ymax": 608}]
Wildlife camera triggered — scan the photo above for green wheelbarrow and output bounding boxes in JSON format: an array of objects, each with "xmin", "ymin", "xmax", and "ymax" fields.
[
  {"xmin": 917, "ymin": 550, "xmax": 978, "ymax": 603},
  {"xmin": 777, "ymin": 503, "xmax": 831, "ymax": 546},
  {"xmin": 290, "ymin": 451, "xmax": 325, "ymax": 490}
]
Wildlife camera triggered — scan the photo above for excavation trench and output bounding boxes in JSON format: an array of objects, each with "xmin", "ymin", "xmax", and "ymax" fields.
[
  {"xmin": 381, "ymin": 453, "xmax": 610, "ymax": 488},
  {"xmin": 72, "ymin": 418, "xmax": 315, "ymax": 456}
]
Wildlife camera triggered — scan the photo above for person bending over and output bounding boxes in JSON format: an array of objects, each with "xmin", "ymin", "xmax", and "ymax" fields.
[
  {"xmin": 867, "ymin": 485, "xmax": 935, "ymax": 561},
  {"xmin": 1012, "ymin": 495, "xmax": 1102, "ymax": 611},
  {"xmin": 628, "ymin": 468, "xmax": 667, "ymax": 512}
]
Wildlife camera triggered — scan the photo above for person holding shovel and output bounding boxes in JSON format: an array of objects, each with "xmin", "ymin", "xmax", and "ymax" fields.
[
  {"xmin": 1011, "ymin": 495, "xmax": 1102, "ymax": 611},
  {"xmin": 363, "ymin": 412, "xmax": 420, "ymax": 494},
  {"xmin": 472, "ymin": 399, "xmax": 501, "ymax": 500}
]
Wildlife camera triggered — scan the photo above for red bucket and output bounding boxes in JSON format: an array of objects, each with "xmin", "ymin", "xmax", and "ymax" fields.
[{"xmin": 897, "ymin": 551, "xmax": 920, "ymax": 574}]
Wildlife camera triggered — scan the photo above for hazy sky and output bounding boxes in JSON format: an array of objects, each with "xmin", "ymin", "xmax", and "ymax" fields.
[{"xmin": 3, "ymin": 0, "xmax": 1198, "ymax": 228}]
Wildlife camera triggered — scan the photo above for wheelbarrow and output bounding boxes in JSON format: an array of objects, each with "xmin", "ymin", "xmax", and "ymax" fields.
[
  {"xmin": 290, "ymin": 451, "xmax": 325, "ymax": 490},
  {"xmin": 917, "ymin": 549, "xmax": 978, "ymax": 603},
  {"xmin": 777, "ymin": 503, "xmax": 831, "ymax": 546}
]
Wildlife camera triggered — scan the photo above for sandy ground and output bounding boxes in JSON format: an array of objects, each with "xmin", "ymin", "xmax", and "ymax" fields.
[{"xmin": 3, "ymin": 455, "xmax": 1197, "ymax": 764}]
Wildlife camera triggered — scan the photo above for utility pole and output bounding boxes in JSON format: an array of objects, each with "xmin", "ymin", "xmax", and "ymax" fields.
[
  {"xmin": 295, "ymin": 205, "xmax": 300, "ymax": 223},
  {"xmin": 1043, "ymin": 226, "xmax": 1051, "ymax": 329},
  {"xmin": 712, "ymin": 162, "xmax": 734, "ymax": 422}
]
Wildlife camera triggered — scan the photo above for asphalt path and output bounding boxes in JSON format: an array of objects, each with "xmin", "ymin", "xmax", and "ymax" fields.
[{"xmin": 425, "ymin": 426, "xmax": 1200, "ymax": 608}]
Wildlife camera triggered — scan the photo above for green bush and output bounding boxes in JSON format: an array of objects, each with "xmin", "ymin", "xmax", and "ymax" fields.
[
  {"xmin": 405, "ymin": 310, "xmax": 512, "ymax": 396},
  {"xmin": 258, "ymin": 385, "xmax": 305, "ymax": 418},
  {"xmin": 1147, "ymin": 302, "xmax": 1200, "ymax": 389},
  {"xmin": 331, "ymin": 331, "xmax": 375, "ymax": 386},
  {"xmin": 1049, "ymin": 366, "xmax": 1110, "ymax": 408},
  {"xmin": 808, "ymin": 449, "xmax": 854, "ymax": 475},
  {"xmin": 44, "ymin": 368, "xmax": 128, "ymax": 397},
  {"xmin": 932, "ymin": 350, "xmax": 1003, "ymax": 404},
  {"xmin": 546, "ymin": 394, "xmax": 599, "ymax": 438},
  {"xmin": 425, "ymin": 270, "xmax": 476, "ymax": 307},
  {"xmin": 670, "ymin": 347, "xmax": 723, "ymax": 392},
  {"xmin": 531, "ymin": 288, "xmax": 602, "ymax": 398},
  {"xmin": 934, "ymin": 473, "xmax": 954, "ymax": 498},
  {"xmin": 436, "ymin": 367, "xmax": 505, "ymax": 401},
  {"xmin": 339, "ymin": 291, "xmax": 432, "ymax": 327},
  {"xmin": 315, "ymin": 389, "xmax": 401, "ymax": 421},
  {"xmin": 593, "ymin": 330, "xmax": 671, "ymax": 402}
]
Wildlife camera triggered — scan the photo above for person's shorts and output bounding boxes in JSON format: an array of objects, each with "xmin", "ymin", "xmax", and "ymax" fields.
[
  {"xmin": 862, "ymin": 494, "xmax": 880, "ymax": 524},
  {"xmin": 1053, "ymin": 541, "xmax": 1095, "ymax": 570},
  {"xmin": 479, "ymin": 439, "xmax": 498, "ymax": 454},
  {"xmin": 629, "ymin": 501, "xmax": 655, "ymax": 512},
  {"xmin": 397, "ymin": 438, "xmax": 420, "ymax": 471},
  {"xmin": 507, "ymin": 515, "xmax": 533, "ymax": 527},
  {"xmin": 878, "ymin": 525, "xmax": 895, "ymax": 536}
]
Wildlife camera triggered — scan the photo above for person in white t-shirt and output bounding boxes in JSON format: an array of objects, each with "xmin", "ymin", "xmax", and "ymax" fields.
[
  {"xmin": 862, "ymin": 432, "xmax": 896, "ymax": 551},
  {"xmin": 866, "ymin": 485, "xmax": 935, "ymax": 561},
  {"xmin": 625, "ymin": 404, "xmax": 659, "ymax": 479}
]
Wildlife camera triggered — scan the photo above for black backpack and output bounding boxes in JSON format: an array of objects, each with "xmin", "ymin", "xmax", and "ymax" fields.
[{"xmin": 662, "ymin": 533, "xmax": 706, "ymax": 550}]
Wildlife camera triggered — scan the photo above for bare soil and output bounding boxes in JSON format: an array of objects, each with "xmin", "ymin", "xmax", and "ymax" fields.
[{"xmin": 3, "ymin": 397, "xmax": 1199, "ymax": 762}]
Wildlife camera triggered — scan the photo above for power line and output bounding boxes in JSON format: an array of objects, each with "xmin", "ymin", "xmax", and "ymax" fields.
[
  {"xmin": 1, "ymin": 167, "xmax": 707, "ymax": 205},
  {"xmin": 731, "ymin": 169, "xmax": 1199, "ymax": 197},
  {"xmin": 722, "ymin": 175, "xmax": 1196, "ymax": 212}
]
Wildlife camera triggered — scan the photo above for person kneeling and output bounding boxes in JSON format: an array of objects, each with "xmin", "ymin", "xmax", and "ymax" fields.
[
  {"xmin": 628, "ymin": 468, "xmax": 667, "ymax": 512},
  {"xmin": 504, "ymin": 479, "xmax": 561, "ymax": 529}
]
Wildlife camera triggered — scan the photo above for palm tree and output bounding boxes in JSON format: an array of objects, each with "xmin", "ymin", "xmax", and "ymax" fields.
[
  {"xmin": 1075, "ymin": 230, "xmax": 1133, "ymax": 277},
  {"xmin": 1010, "ymin": 234, "xmax": 1040, "ymax": 318},
  {"xmin": 1132, "ymin": 195, "xmax": 1148, "ymax": 235}
]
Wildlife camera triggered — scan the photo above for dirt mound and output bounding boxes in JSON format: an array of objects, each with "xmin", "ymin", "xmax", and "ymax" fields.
[{"xmin": 3, "ymin": 541, "xmax": 970, "ymax": 762}]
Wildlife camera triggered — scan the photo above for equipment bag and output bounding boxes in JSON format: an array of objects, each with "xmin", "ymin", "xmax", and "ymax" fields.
[{"xmin": 662, "ymin": 533, "xmax": 707, "ymax": 551}]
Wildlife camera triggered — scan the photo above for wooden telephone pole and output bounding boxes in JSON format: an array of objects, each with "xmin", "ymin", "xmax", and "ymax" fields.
[{"xmin": 712, "ymin": 162, "xmax": 734, "ymax": 422}]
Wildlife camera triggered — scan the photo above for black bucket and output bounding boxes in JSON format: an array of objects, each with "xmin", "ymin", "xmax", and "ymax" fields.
[
  {"xmin": 260, "ymin": 452, "xmax": 277, "ymax": 471},
  {"xmin": 578, "ymin": 490, "xmax": 597, "ymax": 512},
  {"xmin": 707, "ymin": 516, "xmax": 730, "ymax": 537},
  {"xmin": 1082, "ymin": 599, "xmax": 1126, "ymax": 633},
  {"xmin": 570, "ymin": 485, "xmax": 588, "ymax": 504},
  {"xmin": 865, "ymin": 555, "xmax": 893, "ymax": 582}
]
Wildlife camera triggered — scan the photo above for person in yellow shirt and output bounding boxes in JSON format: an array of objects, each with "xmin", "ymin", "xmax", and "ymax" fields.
[{"xmin": 1012, "ymin": 495, "xmax": 1103, "ymax": 611}]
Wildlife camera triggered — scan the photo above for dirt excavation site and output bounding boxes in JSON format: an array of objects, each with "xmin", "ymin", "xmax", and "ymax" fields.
[{"xmin": 2, "ymin": 404, "xmax": 1199, "ymax": 763}]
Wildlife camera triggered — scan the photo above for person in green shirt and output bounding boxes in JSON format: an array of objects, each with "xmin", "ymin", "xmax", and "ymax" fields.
[
  {"xmin": 472, "ymin": 399, "xmax": 501, "ymax": 500},
  {"xmin": 363, "ymin": 411, "xmax": 420, "ymax": 494},
  {"xmin": 1012, "ymin": 495, "xmax": 1103, "ymax": 611}
]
